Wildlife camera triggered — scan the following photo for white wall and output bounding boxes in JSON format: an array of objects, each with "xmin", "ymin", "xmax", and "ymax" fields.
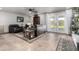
[
  {"xmin": 0, "ymin": 11, "xmax": 31, "ymax": 32},
  {"xmin": 39, "ymin": 14, "xmax": 46, "ymax": 25},
  {"xmin": 65, "ymin": 9, "xmax": 72, "ymax": 34},
  {"xmin": 38, "ymin": 14, "xmax": 47, "ymax": 31}
]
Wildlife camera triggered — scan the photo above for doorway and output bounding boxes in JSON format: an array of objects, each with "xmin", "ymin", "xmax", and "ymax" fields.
[{"xmin": 47, "ymin": 12, "xmax": 65, "ymax": 33}]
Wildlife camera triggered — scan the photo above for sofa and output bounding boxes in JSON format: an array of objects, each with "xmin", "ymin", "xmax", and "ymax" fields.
[{"xmin": 9, "ymin": 24, "xmax": 23, "ymax": 33}]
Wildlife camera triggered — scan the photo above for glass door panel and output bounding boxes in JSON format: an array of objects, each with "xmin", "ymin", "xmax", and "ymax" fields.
[
  {"xmin": 57, "ymin": 16, "xmax": 65, "ymax": 32},
  {"xmin": 48, "ymin": 17, "xmax": 57, "ymax": 32}
]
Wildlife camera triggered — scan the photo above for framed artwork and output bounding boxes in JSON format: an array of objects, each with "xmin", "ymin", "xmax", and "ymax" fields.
[{"xmin": 17, "ymin": 16, "xmax": 24, "ymax": 22}]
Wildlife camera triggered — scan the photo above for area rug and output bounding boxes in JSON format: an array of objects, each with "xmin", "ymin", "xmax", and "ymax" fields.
[
  {"xmin": 56, "ymin": 37, "xmax": 77, "ymax": 51},
  {"xmin": 13, "ymin": 32, "xmax": 46, "ymax": 43}
]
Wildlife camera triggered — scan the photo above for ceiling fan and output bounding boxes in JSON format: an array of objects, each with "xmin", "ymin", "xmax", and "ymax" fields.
[
  {"xmin": 28, "ymin": 8, "xmax": 38, "ymax": 14},
  {"xmin": 24, "ymin": 7, "xmax": 38, "ymax": 16}
]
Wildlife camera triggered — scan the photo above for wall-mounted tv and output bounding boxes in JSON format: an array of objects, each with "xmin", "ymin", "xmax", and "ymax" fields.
[{"xmin": 17, "ymin": 16, "xmax": 24, "ymax": 22}]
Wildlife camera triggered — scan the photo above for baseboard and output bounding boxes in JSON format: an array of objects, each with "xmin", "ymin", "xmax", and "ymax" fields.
[{"xmin": 0, "ymin": 32, "xmax": 9, "ymax": 35}]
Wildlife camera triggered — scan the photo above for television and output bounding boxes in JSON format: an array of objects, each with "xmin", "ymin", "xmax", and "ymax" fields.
[{"xmin": 17, "ymin": 16, "xmax": 24, "ymax": 22}]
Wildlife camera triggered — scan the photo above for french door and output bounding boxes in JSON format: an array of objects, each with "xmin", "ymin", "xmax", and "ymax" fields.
[{"xmin": 47, "ymin": 13, "xmax": 65, "ymax": 33}]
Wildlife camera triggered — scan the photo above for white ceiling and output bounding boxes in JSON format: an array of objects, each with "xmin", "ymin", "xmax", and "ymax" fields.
[{"xmin": 0, "ymin": 7, "xmax": 68, "ymax": 16}]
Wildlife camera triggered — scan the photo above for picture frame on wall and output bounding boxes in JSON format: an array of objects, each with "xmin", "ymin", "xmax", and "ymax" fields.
[{"xmin": 17, "ymin": 16, "xmax": 24, "ymax": 22}]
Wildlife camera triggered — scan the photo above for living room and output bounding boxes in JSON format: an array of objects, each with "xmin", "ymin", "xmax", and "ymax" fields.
[{"xmin": 0, "ymin": 7, "xmax": 77, "ymax": 51}]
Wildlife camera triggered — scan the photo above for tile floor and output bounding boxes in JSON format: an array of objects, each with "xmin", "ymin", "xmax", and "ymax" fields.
[{"xmin": 0, "ymin": 32, "xmax": 76, "ymax": 51}]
